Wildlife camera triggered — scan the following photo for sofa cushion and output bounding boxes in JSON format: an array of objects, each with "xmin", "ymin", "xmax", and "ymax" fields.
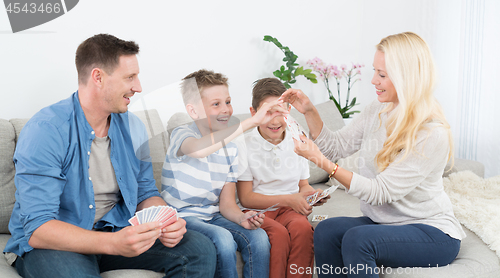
[{"xmin": 0, "ymin": 120, "xmax": 17, "ymax": 234}]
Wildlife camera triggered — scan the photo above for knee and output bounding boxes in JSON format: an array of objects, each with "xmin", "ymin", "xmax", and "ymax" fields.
[
  {"xmin": 341, "ymin": 227, "xmax": 375, "ymax": 258},
  {"xmin": 212, "ymin": 229, "xmax": 238, "ymax": 256},
  {"xmin": 249, "ymin": 228, "xmax": 271, "ymax": 253},
  {"xmin": 288, "ymin": 217, "xmax": 313, "ymax": 239},
  {"xmin": 314, "ymin": 217, "xmax": 352, "ymax": 251},
  {"xmin": 269, "ymin": 224, "xmax": 290, "ymax": 246},
  {"xmin": 184, "ymin": 230, "xmax": 217, "ymax": 257}
]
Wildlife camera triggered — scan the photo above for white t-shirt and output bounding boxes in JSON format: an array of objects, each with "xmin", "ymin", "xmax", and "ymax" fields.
[{"xmin": 237, "ymin": 128, "xmax": 309, "ymax": 197}]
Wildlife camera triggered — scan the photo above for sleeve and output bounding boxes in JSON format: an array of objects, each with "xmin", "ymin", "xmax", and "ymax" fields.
[
  {"xmin": 167, "ymin": 125, "xmax": 197, "ymax": 161},
  {"xmin": 313, "ymin": 101, "xmax": 377, "ymax": 162},
  {"xmin": 13, "ymin": 121, "xmax": 67, "ymax": 241},
  {"xmin": 226, "ymin": 145, "xmax": 239, "ymax": 183},
  {"xmin": 129, "ymin": 114, "xmax": 160, "ymax": 203},
  {"xmin": 300, "ymin": 156, "xmax": 310, "ymax": 180},
  {"xmin": 347, "ymin": 126, "xmax": 450, "ymax": 205}
]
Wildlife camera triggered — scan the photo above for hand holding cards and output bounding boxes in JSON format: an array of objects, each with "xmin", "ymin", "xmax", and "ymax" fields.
[
  {"xmin": 129, "ymin": 205, "xmax": 178, "ymax": 229},
  {"xmin": 240, "ymin": 203, "xmax": 279, "ymax": 223},
  {"xmin": 306, "ymin": 185, "xmax": 339, "ymax": 206}
]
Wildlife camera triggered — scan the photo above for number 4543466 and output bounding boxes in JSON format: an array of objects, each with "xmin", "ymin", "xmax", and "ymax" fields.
[{"xmin": 6, "ymin": 2, "xmax": 62, "ymax": 14}]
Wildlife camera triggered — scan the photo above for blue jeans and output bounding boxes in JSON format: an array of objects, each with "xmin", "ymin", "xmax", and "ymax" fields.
[
  {"xmin": 14, "ymin": 230, "xmax": 216, "ymax": 278},
  {"xmin": 314, "ymin": 217, "xmax": 461, "ymax": 278},
  {"xmin": 184, "ymin": 213, "xmax": 270, "ymax": 278}
]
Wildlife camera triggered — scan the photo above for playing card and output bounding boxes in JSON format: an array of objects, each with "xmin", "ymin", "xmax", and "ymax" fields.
[
  {"xmin": 306, "ymin": 192, "xmax": 319, "ymax": 206},
  {"xmin": 241, "ymin": 203, "xmax": 280, "ymax": 223},
  {"xmin": 307, "ymin": 185, "xmax": 339, "ymax": 206},
  {"xmin": 312, "ymin": 215, "xmax": 328, "ymax": 222},
  {"xmin": 283, "ymin": 114, "xmax": 307, "ymax": 142},
  {"xmin": 128, "ymin": 215, "xmax": 139, "ymax": 226}
]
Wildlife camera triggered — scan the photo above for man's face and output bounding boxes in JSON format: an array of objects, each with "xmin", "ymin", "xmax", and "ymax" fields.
[
  {"xmin": 195, "ymin": 85, "xmax": 233, "ymax": 134},
  {"xmin": 101, "ymin": 55, "xmax": 142, "ymax": 114}
]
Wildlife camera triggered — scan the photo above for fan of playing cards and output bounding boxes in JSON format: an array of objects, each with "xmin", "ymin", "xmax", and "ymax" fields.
[
  {"xmin": 283, "ymin": 114, "xmax": 308, "ymax": 143},
  {"xmin": 306, "ymin": 185, "xmax": 339, "ymax": 206},
  {"xmin": 128, "ymin": 205, "xmax": 178, "ymax": 228}
]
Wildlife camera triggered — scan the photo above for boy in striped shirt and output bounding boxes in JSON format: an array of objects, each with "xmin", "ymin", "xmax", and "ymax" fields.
[{"xmin": 161, "ymin": 69, "xmax": 287, "ymax": 278}]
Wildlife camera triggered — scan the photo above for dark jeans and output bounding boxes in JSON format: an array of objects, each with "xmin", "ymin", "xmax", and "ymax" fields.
[
  {"xmin": 15, "ymin": 230, "xmax": 216, "ymax": 278},
  {"xmin": 314, "ymin": 217, "xmax": 461, "ymax": 278}
]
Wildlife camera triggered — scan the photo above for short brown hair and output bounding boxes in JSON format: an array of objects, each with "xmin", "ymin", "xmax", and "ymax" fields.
[
  {"xmin": 252, "ymin": 78, "xmax": 286, "ymax": 110},
  {"xmin": 181, "ymin": 69, "xmax": 228, "ymax": 105},
  {"xmin": 75, "ymin": 34, "xmax": 139, "ymax": 85}
]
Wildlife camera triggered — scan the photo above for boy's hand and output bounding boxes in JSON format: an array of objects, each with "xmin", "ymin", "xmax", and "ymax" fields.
[
  {"xmin": 279, "ymin": 89, "xmax": 315, "ymax": 115},
  {"xmin": 311, "ymin": 188, "xmax": 331, "ymax": 207},
  {"xmin": 110, "ymin": 222, "xmax": 162, "ymax": 257},
  {"xmin": 287, "ymin": 191, "xmax": 314, "ymax": 216},
  {"xmin": 239, "ymin": 211, "xmax": 265, "ymax": 230},
  {"xmin": 159, "ymin": 218, "xmax": 187, "ymax": 248},
  {"xmin": 251, "ymin": 99, "xmax": 288, "ymax": 127}
]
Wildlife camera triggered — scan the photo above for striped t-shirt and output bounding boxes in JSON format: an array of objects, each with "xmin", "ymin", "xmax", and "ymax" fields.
[{"xmin": 161, "ymin": 123, "xmax": 238, "ymax": 220}]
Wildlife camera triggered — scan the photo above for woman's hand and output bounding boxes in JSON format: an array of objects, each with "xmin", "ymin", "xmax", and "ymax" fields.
[
  {"xmin": 293, "ymin": 134, "xmax": 325, "ymax": 167},
  {"xmin": 279, "ymin": 88, "xmax": 315, "ymax": 115}
]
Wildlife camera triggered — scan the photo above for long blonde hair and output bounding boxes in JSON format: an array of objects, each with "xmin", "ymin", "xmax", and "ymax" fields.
[{"xmin": 375, "ymin": 32, "xmax": 454, "ymax": 171}]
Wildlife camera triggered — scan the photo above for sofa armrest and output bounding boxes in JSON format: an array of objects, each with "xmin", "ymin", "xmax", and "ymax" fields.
[{"xmin": 444, "ymin": 158, "xmax": 485, "ymax": 178}]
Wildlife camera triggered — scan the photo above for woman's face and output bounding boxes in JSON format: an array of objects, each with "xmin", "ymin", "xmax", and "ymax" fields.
[{"xmin": 371, "ymin": 50, "xmax": 398, "ymax": 105}]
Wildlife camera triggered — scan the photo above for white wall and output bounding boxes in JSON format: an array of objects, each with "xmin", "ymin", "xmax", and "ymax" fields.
[{"xmin": 1, "ymin": 0, "xmax": 496, "ymax": 176}]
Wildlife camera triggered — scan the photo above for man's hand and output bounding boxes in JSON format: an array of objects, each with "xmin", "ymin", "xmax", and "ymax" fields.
[
  {"xmin": 286, "ymin": 191, "xmax": 314, "ymax": 216},
  {"xmin": 239, "ymin": 211, "xmax": 265, "ymax": 230},
  {"xmin": 110, "ymin": 222, "xmax": 162, "ymax": 257},
  {"xmin": 159, "ymin": 218, "xmax": 187, "ymax": 248}
]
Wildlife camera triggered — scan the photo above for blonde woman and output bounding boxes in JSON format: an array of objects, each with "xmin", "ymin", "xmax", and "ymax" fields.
[{"xmin": 280, "ymin": 32, "xmax": 465, "ymax": 277}]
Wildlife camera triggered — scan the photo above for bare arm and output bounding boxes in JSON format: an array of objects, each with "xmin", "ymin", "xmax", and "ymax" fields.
[
  {"xmin": 29, "ymin": 219, "xmax": 162, "ymax": 257},
  {"xmin": 179, "ymin": 100, "xmax": 288, "ymax": 158},
  {"xmin": 236, "ymin": 180, "xmax": 314, "ymax": 216},
  {"xmin": 219, "ymin": 182, "xmax": 263, "ymax": 229}
]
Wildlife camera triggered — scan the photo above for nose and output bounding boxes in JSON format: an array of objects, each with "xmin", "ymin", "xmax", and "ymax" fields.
[
  {"xmin": 133, "ymin": 77, "xmax": 142, "ymax": 93},
  {"xmin": 371, "ymin": 72, "xmax": 378, "ymax": 86}
]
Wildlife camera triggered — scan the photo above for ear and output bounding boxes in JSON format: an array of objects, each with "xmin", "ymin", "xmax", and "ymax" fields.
[
  {"xmin": 90, "ymin": 68, "xmax": 104, "ymax": 87},
  {"xmin": 186, "ymin": 104, "xmax": 199, "ymax": 120},
  {"xmin": 249, "ymin": 107, "xmax": 257, "ymax": 117}
]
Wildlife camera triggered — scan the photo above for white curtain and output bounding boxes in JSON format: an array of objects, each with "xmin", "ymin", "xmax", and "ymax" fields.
[{"xmin": 431, "ymin": 0, "xmax": 499, "ymax": 178}]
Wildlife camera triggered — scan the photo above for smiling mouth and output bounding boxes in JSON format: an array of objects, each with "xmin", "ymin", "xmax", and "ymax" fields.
[
  {"xmin": 217, "ymin": 117, "xmax": 229, "ymax": 123},
  {"xmin": 268, "ymin": 126, "xmax": 281, "ymax": 131}
]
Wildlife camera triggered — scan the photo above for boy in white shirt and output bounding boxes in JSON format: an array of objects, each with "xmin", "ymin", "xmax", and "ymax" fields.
[{"xmin": 237, "ymin": 78, "xmax": 329, "ymax": 278}]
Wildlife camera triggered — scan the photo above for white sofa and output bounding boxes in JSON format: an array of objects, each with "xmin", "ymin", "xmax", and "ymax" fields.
[{"xmin": 1, "ymin": 100, "xmax": 498, "ymax": 277}]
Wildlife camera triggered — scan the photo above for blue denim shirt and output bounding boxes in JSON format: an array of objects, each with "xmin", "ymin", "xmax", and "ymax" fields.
[{"xmin": 4, "ymin": 92, "xmax": 160, "ymax": 258}]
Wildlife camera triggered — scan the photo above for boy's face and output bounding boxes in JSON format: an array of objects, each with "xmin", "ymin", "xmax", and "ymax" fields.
[
  {"xmin": 250, "ymin": 96, "xmax": 289, "ymax": 144},
  {"xmin": 195, "ymin": 85, "xmax": 233, "ymax": 133}
]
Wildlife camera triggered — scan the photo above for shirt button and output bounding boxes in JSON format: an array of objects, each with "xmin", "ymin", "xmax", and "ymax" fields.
[
  {"xmin": 89, "ymin": 205, "xmax": 93, "ymax": 209},
  {"xmin": 91, "ymin": 131, "xmax": 95, "ymax": 135},
  {"xmin": 87, "ymin": 151, "xmax": 90, "ymax": 155},
  {"xmin": 89, "ymin": 177, "xmax": 92, "ymax": 181}
]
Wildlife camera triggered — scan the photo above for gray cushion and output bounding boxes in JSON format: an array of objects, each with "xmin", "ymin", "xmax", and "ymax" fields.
[{"xmin": 0, "ymin": 120, "xmax": 16, "ymax": 234}]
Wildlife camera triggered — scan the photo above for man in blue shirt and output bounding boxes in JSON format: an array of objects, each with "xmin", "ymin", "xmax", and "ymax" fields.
[{"xmin": 4, "ymin": 34, "xmax": 216, "ymax": 278}]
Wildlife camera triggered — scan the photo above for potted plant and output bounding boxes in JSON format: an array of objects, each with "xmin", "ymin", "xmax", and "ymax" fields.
[{"xmin": 263, "ymin": 35, "xmax": 317, "ymax": 88}]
